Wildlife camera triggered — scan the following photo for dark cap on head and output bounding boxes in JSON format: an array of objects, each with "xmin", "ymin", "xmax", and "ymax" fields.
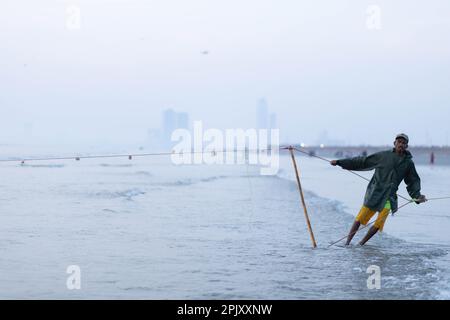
[{"xmin": 396, "ymin": 133, "xmax": 409, "ymax": 143}]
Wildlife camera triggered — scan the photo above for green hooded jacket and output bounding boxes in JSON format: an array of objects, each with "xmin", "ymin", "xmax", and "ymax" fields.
[{"xmin": 336, "ymin": 149, "xmax": 422, "ymax": 213}]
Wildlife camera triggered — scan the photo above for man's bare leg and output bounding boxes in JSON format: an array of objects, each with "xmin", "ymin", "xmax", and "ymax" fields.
[
  {"xmin": 345, "ymin": 221, "xmax": 361, "ymax": 245},
  {"xmin": 359, "ymin": 226, "xmax": 379, "ymax": 246}
]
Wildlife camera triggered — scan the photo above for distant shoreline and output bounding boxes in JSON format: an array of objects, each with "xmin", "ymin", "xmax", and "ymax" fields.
[{"xmin": 286, "ymin": 145, "xmax": 450, "ymax": 166}]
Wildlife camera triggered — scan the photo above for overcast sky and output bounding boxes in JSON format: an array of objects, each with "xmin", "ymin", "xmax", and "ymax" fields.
[{"xmin": 1, "ymin": 0, "xmax": 450, "ymax": 148}]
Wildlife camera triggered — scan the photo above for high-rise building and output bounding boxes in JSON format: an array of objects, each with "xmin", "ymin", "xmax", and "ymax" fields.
[
  {"xmin": 256, "ymin": 98, "xmax": 279, "ymax": 148},
  {"xmin": 177, "ymin": 112, "xmax": 189, "ymax": 130},
  {"xmin": 161, "ymin": 109, "xmax": 190, "ymax": 148},
  {"xmin": 269, "ymin": 113, "xmax": 277, "ymax": 131},
  {"xmin": 256, "ymin": 98, "xmax": 269, "ymax": 130}
]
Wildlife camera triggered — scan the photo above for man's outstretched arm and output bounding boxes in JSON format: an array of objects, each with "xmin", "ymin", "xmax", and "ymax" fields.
[{"xmin": 330, "ymin": 152, "xmax": 383, "ymax": 171}]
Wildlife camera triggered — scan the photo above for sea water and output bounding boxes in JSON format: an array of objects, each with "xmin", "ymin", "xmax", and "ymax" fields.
[{"xmin": 0, "ymin": 148, "xmax": 449, "ymax": 299}]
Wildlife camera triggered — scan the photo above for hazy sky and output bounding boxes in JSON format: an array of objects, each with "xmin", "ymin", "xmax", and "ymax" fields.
[{"xmin": 1, "ymin": 0, "xmax": 450, "ymax": 147}]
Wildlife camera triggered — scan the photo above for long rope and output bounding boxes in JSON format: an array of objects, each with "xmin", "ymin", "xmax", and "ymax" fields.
[
  {"xmin": 426, "ymin": 196, "xmax": 450, "ymax": 201},
  {"xmin": 5, "ymin": 145, "xmax": 450, "ymax": 200},
  {"xmin": 3, "ymin": 144, "xmax": 450, "ymax": 208},
  {"xmin": 290, "ymin": 146, "xmax": 412, "ymax": 202},
  {"xmin": 5, "ymin": 145, "xmax": 450, "ymax": 204},
  {"xmin": 0, "ymin": 148, "xmax": 277, "ymax": 163}
]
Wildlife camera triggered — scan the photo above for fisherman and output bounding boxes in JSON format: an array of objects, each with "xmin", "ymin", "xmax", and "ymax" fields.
[{"xmin": 330, "ymin": 133, "xmax": 427, "ymax": 246}]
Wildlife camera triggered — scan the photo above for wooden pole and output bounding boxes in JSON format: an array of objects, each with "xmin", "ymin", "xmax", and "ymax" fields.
[{"xmin": 289, "ymin": 147, "xmax": 317, "ymax": 248}]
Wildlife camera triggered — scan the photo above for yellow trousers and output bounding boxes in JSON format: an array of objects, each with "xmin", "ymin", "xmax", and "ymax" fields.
[{"xmin": 356, "ymin": 206, "xmax": 391, "ymax": 232}]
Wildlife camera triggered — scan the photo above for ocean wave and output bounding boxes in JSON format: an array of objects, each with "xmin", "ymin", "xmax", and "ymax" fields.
[
  {"xmin": 99, "ymin": 164, "xmax": 133, "ymax": 168},
  {"xmin": 200, "ymin": 175, "xmax": 228, "ymax": 183},
  {"xmin": 90, "ymin": 188, "xmax": 146, "ymax": 200},
  {"xmin": 156, "ymin": 175, "xmax": 229, "ymax": 187},
  {"xmin": 120, "ymin": 286, "xmax": 153, "ymax": 292},
  {"xmin": 102, "ymin": 208, "xmax": 118, "ymax": 213},
  {"xmin": 134, "ymin": 171, "xmax": 153, "ymax": 177},
  {"xmin": 157, "ymin": 179, "xmax": 194, "ymax": 187},
  {"xmin": 21, "ymin": 164, "xmax": 65, "ymax": 168}
]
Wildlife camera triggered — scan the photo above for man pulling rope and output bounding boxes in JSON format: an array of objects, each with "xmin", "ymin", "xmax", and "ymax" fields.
[{"xmin": 330, "ymin": 133, "xmax": 427, "ymax": 246}]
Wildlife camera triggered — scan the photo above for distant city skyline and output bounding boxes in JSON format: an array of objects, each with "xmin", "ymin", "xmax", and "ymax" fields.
[
  {"xmin": 1, "ymin": 1, "xmax": 450, "ymax": 148},
  {"xmin": 5, "ymin": 103, "xmax": 450, "ymax": 149}
]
